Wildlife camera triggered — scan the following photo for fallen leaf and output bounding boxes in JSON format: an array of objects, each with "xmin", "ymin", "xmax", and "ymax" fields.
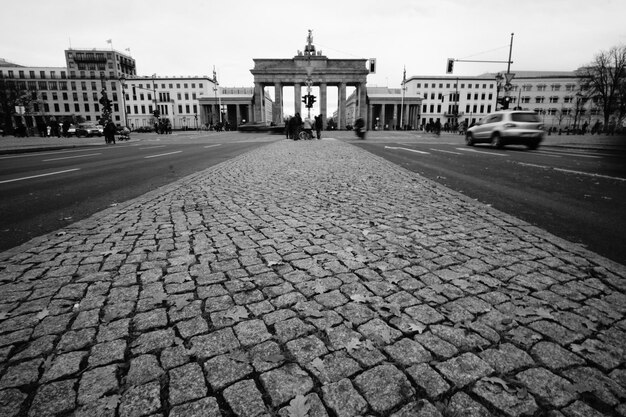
[
  {"xmin": 313, "ymin": 282, "xmax": 326, "ymax": 294},
  {"xmin": 483, "ymin": 376, "xmax": 511, "ymax": 392},
  {"xmin": 350, "ymin": 294, "xmax": 369, "ymax": 303},
  {"xmin": 267, "ymin": 260, "xmax": 284, "ymax": 267},
  {"xmin": 345, "ymin": 338, "xmax": 362, "ymax": 353},
  {"xmin": 407, "ymin": 321, "xmax": 427, "ymax": 334},
  {"xmin": 223, "ymin": 308, "xmax": 249, "ymax": 322},
  {"xmin": 311, "ymin": 358, "xmax": 325, "ymax": 374},
  {"xmin": 102, "ymin": 395, "xmax": 120, "ymax": 410},
  {"xmin": 36, "ymin": 309, "xmax": 49, "ymax": 321},
  {"xmin": 285, "ymin": 394, "xmax": 310, "ymax": 417}
]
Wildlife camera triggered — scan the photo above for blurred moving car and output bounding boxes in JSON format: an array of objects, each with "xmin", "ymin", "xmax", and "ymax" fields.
[
  {"xmin": 465, "ymin": 110, "xmax": 544, "ymax": 150},
  {"xmin": 75, "ymin": 123, "xmax": 102, "ymax": 137}
]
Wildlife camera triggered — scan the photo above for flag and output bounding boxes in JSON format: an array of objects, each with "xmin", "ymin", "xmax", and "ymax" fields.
[
  {"xmin": 106, "ymin": 39, "xmax": 112, "ymax": 44},
  {"xmin": 403, "ymin": 66, "xmax": 406, "ymax": 85}
]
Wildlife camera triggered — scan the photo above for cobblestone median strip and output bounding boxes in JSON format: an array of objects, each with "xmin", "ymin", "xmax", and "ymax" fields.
[{"xmin": 1, "ymin": 138, "xmax": 625, "ymax": 417}]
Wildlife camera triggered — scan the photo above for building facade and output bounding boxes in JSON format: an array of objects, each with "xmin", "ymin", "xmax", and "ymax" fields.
[{"xmin": 345, "ymin": 87, "xmax": 422, "ymax": 129}]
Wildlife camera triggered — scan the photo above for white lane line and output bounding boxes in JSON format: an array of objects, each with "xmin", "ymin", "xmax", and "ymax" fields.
[
  {"xmin": 0, "ymin": 168, "xmax": 81, "ymax": 184},
  {"xmin": 384, "ymin": 146, "xmax": 430, "ymax": 154},
  {"xmin": 0, "ymin": 148, "xmax": 100, "ymax": 160},
  {"xmin": 430, "ymin": 148, "xmax": 462, "ymax": 155},
  {"xmin": 535, "ymin": 150, "xmax": 601, "ymax": 159},
  {"xmin": 144, "ymin": 151, "xmax": 182, "ymax": 159},
  {"xmin": 515, "ymin": 162, "xmax": 626, "ymax": 182},
  {"xmin": 140, "ymin": 145, "xmax": 166, "ymax": 150},
  {"xmin": 204, "ymin": 144, "xmax": 222, "ymax": 148},
  {"xmin": 43, "ymin": 153, "xmax": 101, "ymax": 162},
  {"xmin": 456, "ymin": 147, "xmax": 508, "ymax": 156}
]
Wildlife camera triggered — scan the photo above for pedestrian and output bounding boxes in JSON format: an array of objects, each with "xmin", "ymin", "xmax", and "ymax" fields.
[
  {"xmin": 314, "ymin": 114, "xmax": 323, "ymax": 139},
  {"xmin": 302, "ymin": 116, "xmax": 313, "ymax": 139},
  {"xmin": 104, "ymin": 120, "xmax": 116, "ymax": 144}
]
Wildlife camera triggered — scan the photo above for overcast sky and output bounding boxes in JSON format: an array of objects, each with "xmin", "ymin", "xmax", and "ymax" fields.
[{"xmin": 2, "ymin": 0, "xmax": 624, "ymax": 115}]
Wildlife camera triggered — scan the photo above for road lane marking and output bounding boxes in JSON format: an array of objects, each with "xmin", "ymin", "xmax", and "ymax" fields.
[
  {"xmin": 0, "ymin": 168, "xmax": 80, "ymax": 184},
  {"xmin": 0, "ymin": 148, "xmax": 100, "ymax": 160},
  {"xmin": 384, "ymin": 146, "xmax": 430, "ymax": 154},
  {"xmin": 43, "ymin": 153, "xmax": 101, "ymax": 162},
  {"xmin": 204, "ymin": 144, "xmax": 222, "ymax": 148},
  {"xmin": 144, "ymin": 151, "xmax": 182, "ymax": 159},
  {"xmin": 535, "ymin": 150, "xmax": 601, "ymax": 159},
  {"xmin": 430, "ymin": 148, "xmax": 462, "ymax": 155},
  {"xmin": 515, "ymin": 162, "xmax": 626, "ymax": 182},
  {"xmin": 140, "ymin": 145, "xmax": 166, "ymax": 149},
  {"xmin": 456, "ymin": 148, "xmax": 507, "ymax": 156}
]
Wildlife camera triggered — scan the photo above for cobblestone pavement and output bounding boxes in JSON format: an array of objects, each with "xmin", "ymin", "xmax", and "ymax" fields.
[{"xmin": 1, "ymin": 138, "xmax": 625, "ymax": 417}]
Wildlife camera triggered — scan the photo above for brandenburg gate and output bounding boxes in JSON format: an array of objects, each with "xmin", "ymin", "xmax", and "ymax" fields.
[{"xmin": 250, "ymin": 31, "xmax": 370, "ymax": 129}]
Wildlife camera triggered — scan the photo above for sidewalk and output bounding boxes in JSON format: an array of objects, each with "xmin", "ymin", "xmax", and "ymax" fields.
[{"xmin": 1, "ymin": 139, "xmax": 625, "ymax": 416}]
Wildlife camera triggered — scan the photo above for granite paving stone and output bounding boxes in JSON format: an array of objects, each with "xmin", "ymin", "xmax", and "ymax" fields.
[{"xmin": 1, "ymin": 137, "xmax": 625, "ymax": 416}]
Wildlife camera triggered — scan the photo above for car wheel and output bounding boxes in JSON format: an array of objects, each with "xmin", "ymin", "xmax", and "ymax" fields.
[
  {"xmin": 465, "ymin": 132, "xmax": 475, "ymax": 146},
  {"xmin": 527, "ymin": 141, "xmax": 539, "ymax": 150},
  {"xmin": 491, "ymin": 133, "xmax": 503, "ymax": 149}
]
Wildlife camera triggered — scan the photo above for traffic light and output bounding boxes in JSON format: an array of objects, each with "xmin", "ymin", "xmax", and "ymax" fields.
[
  {"xmin": 153, "ymin": 109, "xmax": 160, "ymax": 118},
  {"xmin": 368, "ymin": 58, "xmax": 376, "ymax": 74},
  {"xmin": 302, "ymin": 95, "xmax": 308, "ymax": 106},
  {"xmin": 446, "ymin": 58, "xmax": 454, "ymax": 74},
  {"xmin": 307, "ymin": 95, "xmax": 316, "ymax": 108},
  {"xmin": 498, "ymin": 96, "xmax": 511, "ymax": 110}
]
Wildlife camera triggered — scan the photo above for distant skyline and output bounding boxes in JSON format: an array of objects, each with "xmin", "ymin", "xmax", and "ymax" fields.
[{"xmin": 2, "ymin": 0, "xmax": 624, "ymax": 116}]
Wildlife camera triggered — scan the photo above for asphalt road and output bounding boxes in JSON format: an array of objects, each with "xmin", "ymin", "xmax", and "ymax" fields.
[
  {"xmin": 0, "ymin": 132, "xmax": 279, "ymax": 252},
  {"xmin": 347, "ymin": 136, "xmax": 626, "ymax": 265}
]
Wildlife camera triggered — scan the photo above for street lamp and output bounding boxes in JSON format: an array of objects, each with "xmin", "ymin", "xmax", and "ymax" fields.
[
  {"xmin": 573, "ymin": 92, "xmax": 583, "ymax": 133},
  {"xmin": 495, "ymin": 73, "xmax": 504, "ymax": 110},
  {"xmin": 119, "ymin": 76, "xmax": 128, "ymax": 129}
]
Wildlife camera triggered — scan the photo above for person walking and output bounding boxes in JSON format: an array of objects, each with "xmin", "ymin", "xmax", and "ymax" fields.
[
  {"xmin": 314, "ymin": 114, "xmax": 323, "ymax": 139},
  {"xmin": 104, "ymin": 121, "xmax": 117, "ymax": 144}
]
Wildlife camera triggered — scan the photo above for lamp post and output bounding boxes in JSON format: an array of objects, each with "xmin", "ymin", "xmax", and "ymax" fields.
[
  {"xmin": 119, "ymin": 76, "xmax": 128, "ymax": 129},
  {"xmin": 213, "ymin": 67, "xmax": 222, "ymax": 124},
  {"xmin": 573, "ymin": 92, "xmax": 582, "ymax": 133},
  {"xmin": 495, "ymin": 73, "xmax": 504, "ymax": 110},
  {"xmin": 152, "ymin": 74, "xmax": 158, "ymax": 120}
]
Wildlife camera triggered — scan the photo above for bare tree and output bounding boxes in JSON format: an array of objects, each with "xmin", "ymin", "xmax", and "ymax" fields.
[{"xmin": 577, "ymin": 45, "xmax": 626, "ymax": 132}]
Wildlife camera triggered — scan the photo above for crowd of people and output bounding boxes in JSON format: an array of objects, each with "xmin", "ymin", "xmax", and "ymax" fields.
[{"xmin": 285, "ymin": 113, "xmax": 323, "ymax": 140}]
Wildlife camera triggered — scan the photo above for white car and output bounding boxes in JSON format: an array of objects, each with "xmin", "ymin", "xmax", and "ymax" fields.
[{"xmin": 466, "ymin": 110, "xmax": 544, "ymax": 150}]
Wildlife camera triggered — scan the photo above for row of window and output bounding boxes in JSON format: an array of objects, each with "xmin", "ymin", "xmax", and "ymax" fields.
[
  {"xmin": 422, "ymin": 104, "xmax": 493, "ymax": 114},
  {"xmin": 126, "ymin": 104, "xmax": 198, "ymax": 115},
  {"xmin": 32, "ymin": 102, "xmax": 119, "ymax": 114},
  {"xmin": 416, "ymin": 82, "xmax": 495, "ymax": 89},
  {"xmin": 125, "ymin": 92, "xmax": 198, "ymax": 102}
]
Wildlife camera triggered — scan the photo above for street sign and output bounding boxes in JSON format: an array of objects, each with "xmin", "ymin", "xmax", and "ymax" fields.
[
  {"xmin": 504, "ymin": 83, "xmax": 513, "ymax": 92},
  {"xmin": 505, "ymin": 73, "xmax": 515, "ymax": 84}
]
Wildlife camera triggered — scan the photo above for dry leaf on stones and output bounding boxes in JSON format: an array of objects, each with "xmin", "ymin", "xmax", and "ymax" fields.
[{"xmin": 285, "ymin": 394, "xmax": 310, "ymax": 417}]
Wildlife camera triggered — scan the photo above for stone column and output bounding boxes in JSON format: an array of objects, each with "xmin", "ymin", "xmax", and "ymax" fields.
[
  {"xmin": 274, "ymin": 82, "xmax": 282, "ymax": 124},
  {"xmin": 359, "ymin": 83, "xmax": 368, "ymax": 128},
  {"xmin": 392, "ymin": 104, "xmax": 398, "ymax": 130},
  {"xmin": 236, "ymin": 104, "xmax": 241, "ymax": 126},
  {"xmin": 294, "ymin": 83, "xmax": 302, "ymax": 116},
  {"xmin": 320, "ymin": 82, "xmax": 327, "ymax": 127},
  {"xmin": 339, "ymin": 82, "xmax": 346, "ymax": 130},
  {"xmin": 253, "ymin": 82, "xmax": 263, "ymax": 123},
  {"xmin": 381, "ymin": 104, "xmax": 386, "ymax": 129},
  {"xmin": 368, "ymin": 103, "xmax": 374, "ymax": 129}
]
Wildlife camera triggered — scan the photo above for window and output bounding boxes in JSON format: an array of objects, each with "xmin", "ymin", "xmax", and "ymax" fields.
[
  {"xmin": 488, "ymin": 94, "xmax": 493, "ymax": 100},
  {"xmin": 81, "ymin": 82, "xmax": 87, "ymax": 90},
  {"xmin": 416, "ymin": 83, "xmax": 421, "ymax": 88},
  {"xmin": 468, "ymin": 84, "xmax": 472, "ymax": 88},
  {"xmin": 140, "ymin": 93, "xmax": 144, "ymax": 100},
  {"xmin": 74, "ymin": 103, "xmax": 80, "ymax": 112},
  {"xmin": 199, "ymin": 83, "xmax": 203, "ymax": 88},
  {"xmin": 42, "ymin": 92, "xmax": 48, "ymax": 100},
  {"xmin": 564, "ymin": 96, "xmax": 573, "ymax": 103},
  {"xmin": 54, "ymin": 103, "xmax": 60, "ymax": 112},
  {"xmin": 93, "ymin": 92, "xmax": 98, "ymax": 101},
  {"xmin": 85, "ymin": 103, "xmax": 90, "ymax": 112},
  {"xmin": 185, "ymin": 105, "xmax": 190, "ymax": 113},
  {"xmin": 18, "ymin": 70, "xmax": 25, "ymax": 78},
  {"xmin": 192, "ymin": 93, "xmax": 196, "ymax": 100},
  {"xmin": 177, "ymin": 93, "xmax": 182, "ymax": 100},
  {"xmin": 523, "ymin": 84, "xmax": 532, "ymax": 91},
  {"xmin": 141, "ymin": 105, "xmax": 146, "ymax": 114},
  {"xmin": 62, "ymin": 92, "xmax": 68, "ymax": 100},
  {"xmin": 193, "ymin": 105, "xmax": 197, "ymax": 114},
  {"xmin": 52, "ymin": 92, "xmax": 58, "ymax": 100},
  {"xmin": 177, "ymin": 83, "xmax": 181, "ymax": 88},
  {"xmin": 446, "ymin": 83, "xmax": 450, "ymax": 88},
  {"xmin": 64, "ymin": 103, "xmax": 70, "ymax": 112},
  {"xmin": 521, "ymin": 96, "xmax": 531, "ymax": 104},
  {"xmin": 28, "ymin": 81, "xmax": 37, "ymax": 90},
  {"xmin": 549, "ymin": 96, "xmax": 559, "ymax": 103},
  {"xmin": 467, "ymin": 93, "xmax": 471, "ymax": 100},
  {"xmin": 184, "ymin": 93, "xmax": 189, "ymax": 100},
  {"xmin": 481, "ymin": 93, "xmax": 485, "ymax": 100},
  {"xmin": 178, "ymin": 105, "xmax": 183, "ymax": 113},
  {"xmin": 29, "ymin": 71, "xmax": 35, "ymax": 78},
  {"xmin": 184, "ymin": 83, "xmax": 188, "ymax": 88},
  {"xmin": 71, "ymin": 81, "xmax": 76, "ymax": 90},
  {"xmin": 535, "ymin": 97, "xmax": 545, "ymax": 103},
  {"xmin": 83, "ymin": 93, "xmax": 88, "ymax": 101},
  {"xmin": 73, "ymin": 93, "xmax": 78, "ymax": 101},
  {"xmin": 49, "ymin": 82, "xmax": 57, "ymax": 90},
  {"xmin": 551, "ymin": 84, "xmax": 561, "ymax": 91},
  {"xmin": 423, "ymin": 105, "xmax": 427, "ymax": 113}
]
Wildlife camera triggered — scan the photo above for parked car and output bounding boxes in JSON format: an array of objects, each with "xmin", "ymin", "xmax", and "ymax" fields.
[
  {"xmin": 75, "ymin": 123, "xmax": 102, "ymax": 137},
  {"xmin": 465, "ymin": 110, "xmax": 544, "ymax": 149},
  {"xmin": 66, "ymin": 124, "xmax": 77, "ymax": 136}
]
